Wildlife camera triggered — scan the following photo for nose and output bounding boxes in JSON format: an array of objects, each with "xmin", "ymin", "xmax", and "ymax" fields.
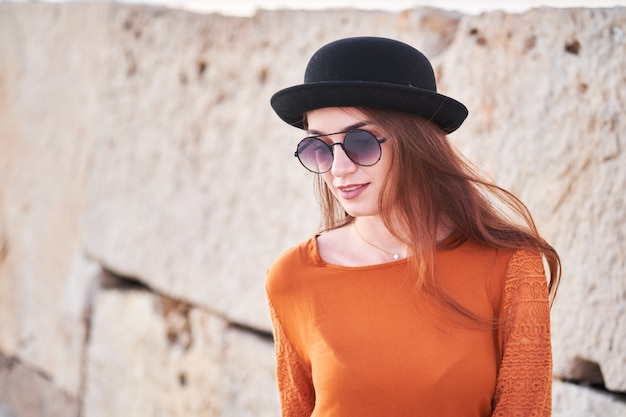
[{"xmin": 330, "ymin": 143, "xmax": 358, "ymax": 177}]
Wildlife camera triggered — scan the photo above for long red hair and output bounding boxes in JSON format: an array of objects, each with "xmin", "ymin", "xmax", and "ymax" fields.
[{"xmin": 313, "ymin": 108, "xmax": 561, "ymax": 317}]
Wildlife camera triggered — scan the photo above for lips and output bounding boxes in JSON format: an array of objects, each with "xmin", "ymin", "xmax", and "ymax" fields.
[
  {"xmin": 337, "ymin": 183, "xmax": 369, "ymax": 200},
  {"xmin": 340, "ymin": 184, "xmax": 362, "ymax": 192}
]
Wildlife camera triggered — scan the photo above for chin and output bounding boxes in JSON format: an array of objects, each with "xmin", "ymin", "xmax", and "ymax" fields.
[{"xmin": 342, "ymin": 205, "xmax": 379, "ymax": 218}]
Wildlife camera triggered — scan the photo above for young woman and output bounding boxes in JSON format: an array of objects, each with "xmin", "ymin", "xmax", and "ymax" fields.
[{"xmin": 266, "ymin": 36, "xmax": 561, "ymax": 417}]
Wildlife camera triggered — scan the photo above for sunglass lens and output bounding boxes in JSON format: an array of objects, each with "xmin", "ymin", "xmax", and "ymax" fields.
[
  {"xmin": 296, "ymin": 137, "xmax": 332, "ymax": 173},
  {"xmin": 344, "ymin": 130, "xmax": 381, "ymax": 166}
]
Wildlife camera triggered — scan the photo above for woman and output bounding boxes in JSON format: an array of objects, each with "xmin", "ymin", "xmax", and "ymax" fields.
[{"xmin": 266, "ymin": 36, "xmax": 561, "ymax": 417}]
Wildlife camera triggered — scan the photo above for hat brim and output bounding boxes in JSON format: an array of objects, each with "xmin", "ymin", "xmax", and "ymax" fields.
[{"xmin": 270, "ymin": 81, "xmax": 468, "ymax": 134}]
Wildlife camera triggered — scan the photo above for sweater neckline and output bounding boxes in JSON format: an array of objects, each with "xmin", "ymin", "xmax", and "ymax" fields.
[
  {"xmin": 309, "ymin": 230, "xmax": 468, "ymax": 270},
  {"xmin": 310, "ymin": 235, "xmax": 410, "ymax": 270}
]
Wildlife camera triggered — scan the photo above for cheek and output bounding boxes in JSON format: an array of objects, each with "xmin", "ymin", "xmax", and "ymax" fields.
[
  {"xmin": 370, "ymin": 147, "xmax": 392, "ymax": 176},
  {"xmin": 320, "ymin": 172, "xmax": 335, "ymax": 190},
  {"xmin": 320, "ymin": 173, "xmax": 345, "ymax": 201}
]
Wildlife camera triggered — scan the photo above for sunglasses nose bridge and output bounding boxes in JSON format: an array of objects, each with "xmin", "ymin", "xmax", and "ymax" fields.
[
  {"xmin": 328, "ymin": 141, "xmax": 359, "ymax": 174},
  {"xmin": 328, "ymin": 141, "xmax": 345, "ymax": 152},
  {"xmin": 328, "ymin": 141, "xmax": 349, "ymax": 160}
]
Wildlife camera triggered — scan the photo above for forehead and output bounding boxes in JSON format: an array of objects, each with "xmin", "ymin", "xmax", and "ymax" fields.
[{"xmin": 306, "ymin": 107, "xmax": 370, "ymax": 134}]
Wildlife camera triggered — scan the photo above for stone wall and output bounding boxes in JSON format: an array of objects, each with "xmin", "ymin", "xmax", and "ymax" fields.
[{"xmin": 0, "ymin": 3, "xmax": 624, "ymax": 416}]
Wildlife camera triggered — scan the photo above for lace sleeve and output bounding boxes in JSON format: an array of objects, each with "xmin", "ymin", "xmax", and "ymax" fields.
[
  {"xmin": 267, "ymin": 297, "xmax": 315, "ymax": 417},
  {"xmin": 492, "ymin": 249, "xmax": 552, "ymax": 417}
]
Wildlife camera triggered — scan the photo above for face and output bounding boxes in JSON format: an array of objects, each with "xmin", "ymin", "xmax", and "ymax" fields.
[{"xmin": 305, "ymin": 107, "xmax": 392, "ymax": 218}]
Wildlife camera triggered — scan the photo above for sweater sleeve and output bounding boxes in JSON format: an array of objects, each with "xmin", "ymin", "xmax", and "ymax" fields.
[
  {"xmin": 267, "ymin": 296, "xmax": 315, "ymax": 417},
  {"xmin": 492, "ymin": 249, "xmax": 552, "ymax": 417}
]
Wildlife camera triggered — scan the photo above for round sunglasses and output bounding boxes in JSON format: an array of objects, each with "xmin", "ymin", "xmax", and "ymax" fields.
[{"xmin": 294, "ymin": 129, "xmax": 387, "ymax": 174}]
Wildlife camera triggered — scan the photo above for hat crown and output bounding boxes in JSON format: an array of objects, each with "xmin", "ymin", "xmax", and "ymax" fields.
[
  {"xmin": 270, "ymin": 36, "xmax": 467, "ymax": 133},
  {"xmin": 304, "ymin": 37, "xmax": 437, "ymax": 92}
]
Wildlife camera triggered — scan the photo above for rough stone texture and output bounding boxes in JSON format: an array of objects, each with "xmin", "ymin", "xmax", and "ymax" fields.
[
  {"xmin": 0, "ymin": 353, "xmax": 79, "ymax": 417},
  {"xmin": 83, "ymin": 286, "xmax": 278, "ymax": 417},
  {"xmin": 553, "ymin": 380, "xmax": 626, "ymax": 417},
  {"xmin": 438, "ymin": 7, "xmax": 626, "ymax": 391},
  {"xmin": 0, "ymin": 3, "xmax": 108, "ymax": 397},
  {"xmin": 0, "ymin": 2, "xmax": 625, "ymax": 416}
]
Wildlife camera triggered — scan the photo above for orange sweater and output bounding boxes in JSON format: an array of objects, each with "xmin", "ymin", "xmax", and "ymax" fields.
[{"xmin": 266, "ymin": 235, "xmax": 552, "ymax": 417}]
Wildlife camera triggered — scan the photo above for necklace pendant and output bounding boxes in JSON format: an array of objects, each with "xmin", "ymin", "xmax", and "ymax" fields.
[{"xmin": 393, "ymin": 253, "xmax": 399, "ymax": 260}]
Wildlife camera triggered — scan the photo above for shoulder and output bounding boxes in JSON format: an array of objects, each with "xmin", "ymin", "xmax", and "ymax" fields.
[
  {"xmin": 505, "ymin": 248, "xmax": 545, "ymax": 278},
  {"xmin": 502, "ymin": 248, "xmax": 549, "ymax": 302},
  {"xmin": 443, "ymin": 238, "xmax": 543, "ymax": 277},
  {"xmin": 436, "ymin": 237, "xmax": 516, "ymax": 277},
  {"xmin": 438, "ymin": 240, "xmax": 545, "ymax": 309},
  {"xmin": 266, "ymin": 235, "xmax": 319, "ymax": 296}
]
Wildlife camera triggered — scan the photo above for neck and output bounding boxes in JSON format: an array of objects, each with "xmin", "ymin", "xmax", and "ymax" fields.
[
  {"xmin": 352, "ymin": 216, "xmax": 455, "ymax": 253},
  {"xmin": 353, "ymin": 218, "xmax": 407, "ymax": 260}
]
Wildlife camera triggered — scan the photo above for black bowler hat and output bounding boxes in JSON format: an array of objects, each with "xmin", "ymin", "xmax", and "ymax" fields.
[{"xmin": 270, "ymin": 36, "xmax": 468, "ymax": 133}]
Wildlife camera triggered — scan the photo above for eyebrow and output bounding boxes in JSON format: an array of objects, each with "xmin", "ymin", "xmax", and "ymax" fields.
[{"xmin": 307, "ymin": 121, "xmax": 369, "ymax": 137}]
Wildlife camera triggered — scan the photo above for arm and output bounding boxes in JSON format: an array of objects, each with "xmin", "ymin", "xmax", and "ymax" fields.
[
  {"xmin": 492, "ymin": 249, "xmax": 552, "ymax": 417},
  {"xmin": 267, "ymin": 297, "xmax": 315, "ymax": 417}
]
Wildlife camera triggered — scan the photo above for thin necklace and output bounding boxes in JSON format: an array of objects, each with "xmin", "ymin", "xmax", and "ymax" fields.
[{"xmin": 353, "ymin": 222, "xmax": 404, "ymax": 260}]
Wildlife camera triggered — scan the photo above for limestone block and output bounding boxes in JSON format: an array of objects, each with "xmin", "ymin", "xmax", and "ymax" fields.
[
  {"xmin": 553, "ymin": 380, "xmax": 626, "ymax": 417},
  {"xmin": 0, "ymin": 353, "xmax": 79, "ymax": 417},
  {"xmin": 438, "ymin": 7, "xmax": 626, "ymax": 391},
  {"xmin": 80, "ymin": 5, "xmax": 464, "ymax": 331},
  {"xmin": 83, "ymin": 287, "xmax": 279, "ymax": 417},
  {"xmin": 1, "ymin": 2, "xmax": 625, "ymax": 415},
  {"xmin": 0, "ymin": 3, "xmax": 110, "ymax": 396}
]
